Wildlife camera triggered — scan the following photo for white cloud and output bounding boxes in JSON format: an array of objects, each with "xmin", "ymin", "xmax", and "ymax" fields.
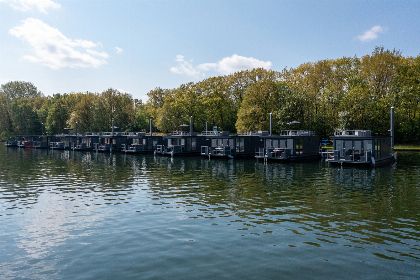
[
  {"xmin": 9, "ymin": 18, "xmax": 109, "ymax": 69},
  {"xmin": 357, "ymin": 25, "xmax": 384, "ymax": 42},
  {"xmin": 170, "ymin": 54, "xmax": 272, "ymax": 78},
  {"xmin": 0, "ymin": 0, "xmax": 60, "ymax": 13},
  {"xmin": 169, "ymin": 55, "xmax": 203, "ymax": 78},
  {"xmin": 114, "ymin": 46, "xmax": 123, "ymax": 54}
]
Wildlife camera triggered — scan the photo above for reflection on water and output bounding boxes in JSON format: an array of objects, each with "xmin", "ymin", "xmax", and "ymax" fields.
[{"xmin": 0, "ymin": 147, "xmax": 419, "ymax": 279}]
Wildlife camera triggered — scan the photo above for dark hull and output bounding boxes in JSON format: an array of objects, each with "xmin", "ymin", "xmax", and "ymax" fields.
[
  {"xmin": 267, "ymin": 154, "xmax": 321, "ymax": 163},
  {"xmin": 123, "ymin": 150, "xmax": 154, "ymax": 154},
  {"xmin": 327, "ymin": 155, "xmax": 395, "ymax": 168},
  {"xmin": 73, "ymin": 147, "xmax": 93, "ymax": 152},
  {"xmin": 201, "ymin": 154, "xmax": 234, "ymax": 160},
  {"xmin": 156, "ymin": 151, "xmax": 200, "ymax": 157}
]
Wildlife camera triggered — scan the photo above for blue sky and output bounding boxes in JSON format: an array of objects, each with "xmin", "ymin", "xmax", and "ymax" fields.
[{"xmin": 0, "ymin": 0, "xmax": 419, "ymax": 100}]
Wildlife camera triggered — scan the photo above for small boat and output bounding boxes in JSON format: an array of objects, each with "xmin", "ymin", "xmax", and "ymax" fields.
[
  {"xmin": 325, "ymin": 107, "xmax": 397, "ymax": 168},
  {"xmin": 17, "ymin": 140, "xmax": 33, "ymax": 149},
  {"xmin": 325, "ymin": 130, "xmax": 396, "ymax": 167}
]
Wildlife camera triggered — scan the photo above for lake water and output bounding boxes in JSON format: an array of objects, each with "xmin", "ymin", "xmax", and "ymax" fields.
[{"xmin": 0, "ymin": 146, "xmax": 419, "ymax": 279}]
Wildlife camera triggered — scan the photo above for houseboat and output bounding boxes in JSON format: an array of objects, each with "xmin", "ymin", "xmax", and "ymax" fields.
[
  {"xmin": 73, "ymin": 133, "xmax": 99, "ymax": 151},
  {"xmin": 325, "ymin": 130, "xmax": 395, "ymax": 167},
  {"xmin": 50, "ymin": 141, "xmax": 66, "ymax": 150},
  {"xmin": 234, "ymin": 132, "xmax": 266, "ymax": 158},
  {"xmin": 155, "ymin": 121, "xmax": 203, "ymax": 157},
  {"xmin": 200, "ymin": 127, "xmax": 235, "ymax": 159},
  {"xmin": 32, "ymin": 136, "xmax": 50, "ymax": 149},
  {"xmin": 121, "ymin": 132, "xmax": 163, "ymax": 154},
  {"xmin": 95, "ymin": 132, "xmax": 127, "ymax": 153},
  {"xmin": 255, "ymin": 130, "xmax": 320, "ymax": 162}
]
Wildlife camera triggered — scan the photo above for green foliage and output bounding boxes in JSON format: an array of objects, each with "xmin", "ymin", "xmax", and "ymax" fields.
[{"xmin": 0, "ymin": 48, "xmax": 418, "ymax": 143}]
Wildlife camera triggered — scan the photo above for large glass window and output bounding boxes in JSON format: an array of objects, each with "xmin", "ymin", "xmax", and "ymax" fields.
[
  {"xmin": 280, "ymin": 140, "xmax": 287, "ymax": 148},
  {"xmin": 192, "ymin": 138, "xmax": 196, "ymax": 150},
  {"xmin": 295, "ymin": 139, "xmax": 303, "ymax": 155},
  {"xmin": 287, "ymin": 139, "xmax": 293, "ymax": 150}
]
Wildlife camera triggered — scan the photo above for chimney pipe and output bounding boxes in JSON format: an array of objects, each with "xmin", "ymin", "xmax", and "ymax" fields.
[
  {"xmin": 390, "ymin": 106, "xmax": 394, "ymax": 149},
  {"xmin": 190, "ymin": 116, "xmax": 193, "ymax": 135},
  {"xmin": 269, "ymin": 112, "xmax": 272, "ymax": 136},
  {"xmin": 149, "ymin": 118, "xmax": 152, "ymax": 136}
]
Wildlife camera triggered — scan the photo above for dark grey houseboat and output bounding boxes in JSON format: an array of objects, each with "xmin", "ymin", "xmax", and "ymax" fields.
[
  {"xmin": 325, "ymin": 130, "xmax": 395, "ymax": 167},
  {"xmin": 255, "ymin": 130, "xmax": 320, "ymax": 162},
  {"xmin": 74, "ymin": 133, "xmax": 100, "ymax": 151},
  {"xmin": 200, "ymin": 128, "xmax": 235, "ymax": 159},
  {"xmin": 155, "ymin": 121, "xmax": 203, "ymax": 157},
  {"xmin": 121, "ymin": 132, "xmax": 163, "ymax": 154},
  {"xmin": 32, "ymin": 136, "xmax": 50, "ymax": 149},
  {"xmin": 95, "ymin": 132, "xmax": 127, "ymax": 153},
  {"xmin": 234, "ymin": 132, "xmax": 265, "ymax": 158}
]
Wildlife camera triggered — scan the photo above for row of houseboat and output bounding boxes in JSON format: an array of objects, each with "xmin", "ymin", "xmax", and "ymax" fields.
[{"xmin": 4, "ymin": 126, "xmax": 395, "ymax": 167}]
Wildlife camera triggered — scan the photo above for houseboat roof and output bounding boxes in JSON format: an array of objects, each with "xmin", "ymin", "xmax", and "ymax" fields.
[
  {"xmin": 200, "ymin": 130, "xmax": 230, "ymax": 137},
  {"xmin": 168, "ymin": 131, "xmax": 197, "ymax": 136},
  {"xmin": 279, "ymin": 130, "xmax": 316, "ymax": 136},
  {"xmin": 239, "ymin": 131, "xmax": 270, "ymax": 136},
  {"xmin": 334, "ymin": 130, "xmax": 372, "ymax": 137}
]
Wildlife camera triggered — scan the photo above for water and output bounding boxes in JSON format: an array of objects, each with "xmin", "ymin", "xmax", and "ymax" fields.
[{"xmin": 0, "ymin": 146, "xmax": 419, "ymax": 280}]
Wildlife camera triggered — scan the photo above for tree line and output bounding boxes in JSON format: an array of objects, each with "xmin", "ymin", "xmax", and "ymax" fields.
[{"xmin": 0, "ymin": 47, "xmax": 419, "ymax": 143}]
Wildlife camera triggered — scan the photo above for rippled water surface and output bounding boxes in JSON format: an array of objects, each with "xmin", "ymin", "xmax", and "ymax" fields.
[{"xmin": 0, "ymin": 146, "xmax": 419, "ymax": 279}]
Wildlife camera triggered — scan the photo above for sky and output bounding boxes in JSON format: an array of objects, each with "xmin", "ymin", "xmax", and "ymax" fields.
[{"xmin": 0, "ymin": 0, "xmax": 419, "ymax": 100}]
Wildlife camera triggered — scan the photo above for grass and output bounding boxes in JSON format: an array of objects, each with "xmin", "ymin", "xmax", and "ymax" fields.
[
  {"xmin": 394, "ymin": 144, "xmax": 420, "ymax": 151},
  {"xmin": 321, "ymin": 144, "xmax": 420, "ymax": 151}
]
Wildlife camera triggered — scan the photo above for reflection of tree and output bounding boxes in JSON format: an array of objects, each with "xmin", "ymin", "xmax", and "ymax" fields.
[
  {"xmin": 0, "ymin": 147, "xmax": 137, "ymax": 206},
  {"xmin": 145, "ymin": 155, "xmax": 420, "ymax": 251},
  {"xmin": 1, "ymin": 147, "xmax": 419, "ymax": 254}
]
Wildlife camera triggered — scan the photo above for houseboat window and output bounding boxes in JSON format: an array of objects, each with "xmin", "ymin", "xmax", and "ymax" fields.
[
  {"xmin": 354, "ymin": 140, "xmax": 363, "ymax": 154},
  {"xmin": 229, "ymin": 139, "xmax": 234, "ymax": 148},
  {"xmin": 192, "ymin": 138, "xmax": 196, "ymax": 150},
  {"xmin": 265, "ymin": 139, "xmax": 272, "ymax": 148},
  {"xmin": 273, "ymin": 139, "xmax": 279, "ymax": 148},
  {"xmin": 375, "ymin": 139, "xmax": 381, "ymax": 158},
  {"xmin": 212, "ymin": 139, "xmax": 217, "ymax": 147},
  {"xmin": 236, "ymin": 137, "xmax": 245, "ymax": 152},
  {"xmin": 143, "ymin": 139, "xmax": 146, "ymax": 145},
  {"xmin": 280, "ymin": 140, "xmax": 287, "ymax": 148},
  {"xmin": 181, "ymin": 138, "xmax": 185, "ymax": 146},
  {"xmin": 383, "ymin": 138, "xmax": 391, "ymax": 156},
  {"xmin": 287, "ymin": 139, "xmax": 293, "ymax": 150},
  {"xmin": 153, "ymin": 140, "xmax": 157, "ymax": 146},
  {"xmin": 335, "ymin": 140, "xmax": 342, "ymax": 152},
  {"xmin": 364, "ymin": 140, "xmax": 372, "ymax": 152},
  {"xmin": 168, "ymin": 138, "xmax": 172, "ymax": 146},
  {"xmin": 222, "ymin": 139, "xmax": 228, "ymax": 146},
  {"xmin": 295, "ymin": 139, "xmax": 303, "ymax": 155},
  {"xmin": 344, "ymin": 140, "xmax": 352, "ymax": 154}
]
